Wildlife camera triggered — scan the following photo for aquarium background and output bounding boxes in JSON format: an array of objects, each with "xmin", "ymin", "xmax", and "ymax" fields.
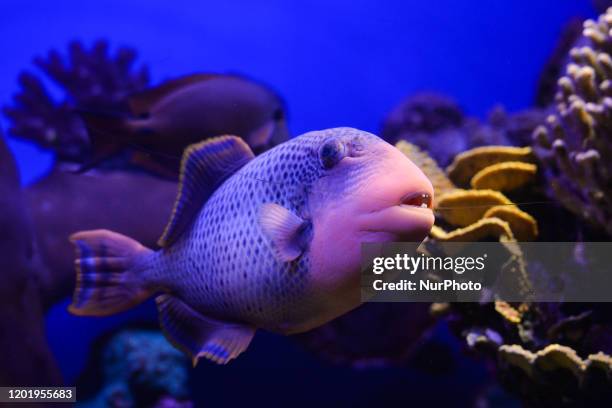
[{"xmin": 0, "ymin": 0, "xmax": 600, "ymax": 406}]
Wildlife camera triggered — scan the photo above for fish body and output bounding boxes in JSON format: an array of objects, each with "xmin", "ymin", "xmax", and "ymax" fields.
[
  {"xmin": 69, "ymin": 127, "xmax": 434, "ymax": 364},
  {"xmin": 79, "ymin": 74, "xmax": 288, "ymax": 177}
]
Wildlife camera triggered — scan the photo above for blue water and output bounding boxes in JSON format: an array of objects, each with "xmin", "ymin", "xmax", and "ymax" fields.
[
  {"xmin": 0, "ymin": 0, "xmax": 597, "ymax": 405},
  {"xmin": 1, "ymin": 0, "xmax": 595, "ymax": 184}
]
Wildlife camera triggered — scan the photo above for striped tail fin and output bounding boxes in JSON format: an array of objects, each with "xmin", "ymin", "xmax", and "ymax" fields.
[{"xmin": 68, "ymin": 229, "xmax": 154, "ymax": 316}]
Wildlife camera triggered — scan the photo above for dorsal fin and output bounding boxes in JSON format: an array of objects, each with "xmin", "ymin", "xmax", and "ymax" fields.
[
  {"xmin": 128, "ymin": 73, "xmax": 220, "ymax": 116},
  {"xmin": 158, "ymin": 135, "xmax": 254, "ymax": 247}
]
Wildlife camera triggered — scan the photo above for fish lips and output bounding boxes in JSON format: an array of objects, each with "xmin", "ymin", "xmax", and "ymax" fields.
[{"xmin": 358, "ymin": 203, "xmax": 434, "ymax": 241}]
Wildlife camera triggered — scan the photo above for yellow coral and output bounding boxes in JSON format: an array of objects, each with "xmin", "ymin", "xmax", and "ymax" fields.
[
  {"xmin": 419, "ymin": 143, "xmax": 540, "ymax": 299},
  {"xmin": 586, "ymin": 352, "xmax": 612, "ymax": 374},
  {"xmin": 430, "ymin": 217, "xmax": 514, "ymax": 242},
  {"xmin": 499, "ymin": 343, "xmax": 611, "ymax": 380},
  {"xmin": 395, "ymin": 141, "xmax": 457, "ymax": 201},
  {"xmin": 429, "ymin": 302, "xmax": 451, "ymax": 317},
  {"xmin": 446, "ymin": 146, "xmax": 535, "ymax": 186},
  {"xmin": 483, "ymin": 205, "xmax": 538, "ymax": 241},
  {"xmin": 436, "ymin": 189, "xmax": 512, "ymax": 226},
  {"xmin": 499, "ymin": 344, "xmax": 535, "ymax": 376},
  {"xmin": 495, "ymin": 301, "xmax": 522, "ymax": 324},
  {"xmin": 470, "ymin": 161, "xmax": 537, "ymax": 191},
  {"xmin": 534, "ymin": 344, "xmax": 586, "ymax": 377}
]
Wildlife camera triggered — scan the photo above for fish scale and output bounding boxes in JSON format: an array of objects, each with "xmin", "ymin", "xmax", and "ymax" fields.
[
  {"xmin": 148, "ymin": 130, "xmax": 331, "ymax": 330},
  {"xmin": 68, "ymin": 127, "xmax": 435, "ymax": 364}
]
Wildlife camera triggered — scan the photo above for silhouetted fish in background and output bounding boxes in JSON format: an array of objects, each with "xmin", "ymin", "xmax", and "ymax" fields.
[
  {"xmin": 68, "ymin": 128, "xmax": 434, "ymax": 365},
  {"xmin": 78, "ymin": 74, "xmax": 289, "ymax": 178}
]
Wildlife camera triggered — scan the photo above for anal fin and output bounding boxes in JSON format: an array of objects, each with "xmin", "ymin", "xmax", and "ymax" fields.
[{"xmin": 156, "ymin": 294, "xmax": 255, "ymax": 365}]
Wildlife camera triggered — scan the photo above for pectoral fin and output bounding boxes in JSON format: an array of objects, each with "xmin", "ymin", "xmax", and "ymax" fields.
[
  {"xmin": 156, "ymin": 294, "xmax": 255, "ymax": 365},
  {"xmin": 259, "ymin": 203, "xmax": 309, "ymax": 262}
]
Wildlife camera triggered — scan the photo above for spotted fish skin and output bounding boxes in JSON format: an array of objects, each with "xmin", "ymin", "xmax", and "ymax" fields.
[
  {"xmin": 69, "ymin": 127, "xmax": 435, "ymax": 364},
  {"xmin": 148, "ymin": 128, "xmax": 370, "ymax": 332}
]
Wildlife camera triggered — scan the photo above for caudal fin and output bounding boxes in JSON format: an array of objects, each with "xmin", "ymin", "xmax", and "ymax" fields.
[
  {"xmin": 68, "ymin": 229, "xmax": 154, "ymax": 316},
  {"xmin": 76, "ymin": 110, "xmax": 132, "ymax": 172}
]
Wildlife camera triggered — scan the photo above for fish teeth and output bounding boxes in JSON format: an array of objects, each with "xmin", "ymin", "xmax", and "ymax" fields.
[{"xmin": 399, "ymin": 203, "xmax": 431, "ymax": 210}]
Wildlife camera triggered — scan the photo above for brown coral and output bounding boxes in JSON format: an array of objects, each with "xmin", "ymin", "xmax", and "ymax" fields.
[
  {"xmin": 436, "ymin": 189, "xmax": 513, "ymax": 227},
  {"xmin": 429, "ymin": 144, "xmax": 539, "ymax": 242},
  {"xmin": 495, "ymin": 301, "xmax": 524, "ymax": 324},
  {"xmin": 498, "ymin": 343, "xmax": 612, "ymax": 405},
  {"xmin": 483, "ymin": 206, "xmax": 538, "ymax": 241},
  {"xmin": 429, "ymin": 218, "xmax": 514, "ymax": 242},
  {"xmin": 470, "ymin": 161, "xmax": 537, "ymax": 191},
  {"xmin": 398, "ymin": 143, "xmax": 535, "ymax": 301},
  {"xmin": 532, "ymin": 8, "xmax": 612, "ymax": 236},
  {"xmin": 3, "ymin": 40, "xmax": 149, "ymax": 162},
  {"xmin": 446, "ymin": 146, "xmax": 535, "ymax": 186}
]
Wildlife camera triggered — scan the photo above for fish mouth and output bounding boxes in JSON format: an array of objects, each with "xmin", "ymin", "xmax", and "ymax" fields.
[
  {"xmin": 399, "ymin": 191, "xmax": 433, "ymax": 210},
  {"xmin": 358, "ymin": 190, "xmax": 434, "ymax": 238}
]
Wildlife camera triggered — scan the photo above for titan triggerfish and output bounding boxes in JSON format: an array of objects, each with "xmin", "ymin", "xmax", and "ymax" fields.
[{"xmin": 68, "ymin": 127, "xmax": 434, "ymax": 365}]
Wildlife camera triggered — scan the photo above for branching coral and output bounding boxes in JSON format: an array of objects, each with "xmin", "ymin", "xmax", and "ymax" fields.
[
  {"xmin": 3, "ymin": 40, "xmax": 149, "ymax": 162},
  {"xmin": 382, "ymin": 93, "xmax": 546, "ymax": 167},
  {"xmin": 533, "ymin": 8, "xmax": 612, "ymax": 236}
]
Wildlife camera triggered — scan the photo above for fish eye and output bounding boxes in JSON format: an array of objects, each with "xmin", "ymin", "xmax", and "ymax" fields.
[{"xmin": 318, "ymin": 138, "xmax": 347, "ymax": 169}]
